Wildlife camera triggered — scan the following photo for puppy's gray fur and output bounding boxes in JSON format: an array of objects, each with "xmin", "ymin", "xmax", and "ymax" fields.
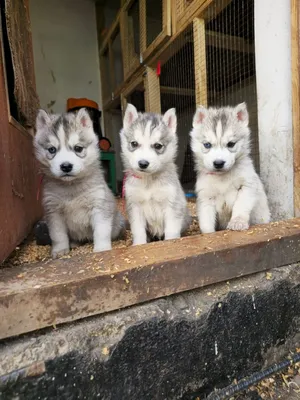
[
  {"xmin": 120, "ymin": 104, "xmax": 191, "ymax": 245},
  {"xmin": 34, "ymin": 108, "xmax": 124, "ymax": 258}
]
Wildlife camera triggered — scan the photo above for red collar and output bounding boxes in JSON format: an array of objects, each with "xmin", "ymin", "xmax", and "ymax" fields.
[{"xmin": 122, "ymin": 172, "xmax": 141, "ymax": 198}]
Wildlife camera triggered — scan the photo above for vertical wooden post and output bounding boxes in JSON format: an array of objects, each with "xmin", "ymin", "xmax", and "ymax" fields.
[
  {"xmin": 193, "ymin": 18, "xmax": 207, "ymax": 107},
  {"xmin": 144, "ymin": 67, "xmax": 161, "ymax": 113},
  {"xmin": 120, "ymin": 9, "xmax": 128, "ymax": 80},
  {"xmin": 139, "ymin": 0, "xmax": 146, "ymax": 63},
  {"xmin": 108, "ymin": 40, "xmax": 115, "ymax": 99},
  {"xmin": 121, "ymin": 93, "xmax": 128, "ymax": 117},
  {"xmin": 292, "ymin": 0, "xmax": 300, "ymax": 217}
]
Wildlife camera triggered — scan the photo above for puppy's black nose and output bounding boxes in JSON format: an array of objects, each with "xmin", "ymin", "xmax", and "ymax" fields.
[
  {"xmin": 213, "ymin": 160, "xmax": 225, "ymax": 169},
  {"xmin": 138, "ymin": 160, "xmax": 149, "ymax": 170},
  {"xmin": 60, "ymin": 162, "xmax": 73, "ymax": 173}
]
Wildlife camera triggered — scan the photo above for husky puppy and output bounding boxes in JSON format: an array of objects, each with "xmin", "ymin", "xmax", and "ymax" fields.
[
  {"xmin": 120, "ymin": 104, "xmax": 191, "ymax": 245},
  {"xmin": 190, "ymin": 102, "xmax": 270, "ymax": 233},
  {"xmin": 34, "ymin": 108, "xmax": 124, "ymax": 258}
]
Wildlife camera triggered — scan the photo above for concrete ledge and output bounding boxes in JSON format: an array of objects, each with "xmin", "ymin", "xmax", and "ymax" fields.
[{"xmin": 1, "ymin": 264, "xmax": 300, "ymax": 399}]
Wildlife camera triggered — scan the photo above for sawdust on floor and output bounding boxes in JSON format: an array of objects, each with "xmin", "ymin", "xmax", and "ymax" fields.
[{"xmin": 2, "ymin": 198, "xmax": 198, "ymax": 267}]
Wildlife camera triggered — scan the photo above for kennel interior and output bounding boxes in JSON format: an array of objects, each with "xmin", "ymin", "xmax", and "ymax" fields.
[{"xmin": 99, "ymin": 0, "xmax": 259, "ymax": 192}]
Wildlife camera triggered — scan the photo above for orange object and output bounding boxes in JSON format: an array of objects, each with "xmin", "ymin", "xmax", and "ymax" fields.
[
  {"xmin": 99, "ymin": 137, "xmax": 111, "ymax": 151},
  {"xmin": 67, "ymin": 98, "xmax": 99, "ymax": 112}
]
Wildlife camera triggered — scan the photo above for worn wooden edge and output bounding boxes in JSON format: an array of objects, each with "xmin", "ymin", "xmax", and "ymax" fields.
[
  {"xmin": 1, "ymin": 219, "xmax": 300, "ymax": 340},
  {"xmin": 292, "ymin": 0, "xmax": 300, "ymax": 217}
]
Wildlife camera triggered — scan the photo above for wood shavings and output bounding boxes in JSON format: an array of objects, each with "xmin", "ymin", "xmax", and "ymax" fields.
[
  {"xmin": 101, "ymin": 346, "xmax": 109, "ymax": 356},
  {"xmin": 266, "ymin": 272, "xmax": 273, "ymax": 280}
]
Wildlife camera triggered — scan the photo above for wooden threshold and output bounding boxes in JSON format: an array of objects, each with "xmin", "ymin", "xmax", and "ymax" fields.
[{"xmin": 1, "ymin": 219, "xmax": 300, "ymax": 340}]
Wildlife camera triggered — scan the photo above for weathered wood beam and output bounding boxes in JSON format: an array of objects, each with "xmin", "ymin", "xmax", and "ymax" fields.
[
  {"xmin": 206, "ymin": 30, "xmax": 254, "ymax": 54},
  {"xmin": 1, "ymin": 219, "xmax": 300, "ymax": 340}
]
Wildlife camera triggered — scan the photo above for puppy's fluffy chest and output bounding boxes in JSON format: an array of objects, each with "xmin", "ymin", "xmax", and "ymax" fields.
[
  {"xmin": 126, "ymin": 177, "xmax": 173, "ymax": 205},
  {"xmin": 126, "ymin": 176, "xmax": 177, "ymax": 236},
  {"xmin": 44, "ymin": 180, "xmax": 104, "ymax": 240},
  {"xmin": 197, "ymin": 173, "xmax": 244, "ymax": 225}
]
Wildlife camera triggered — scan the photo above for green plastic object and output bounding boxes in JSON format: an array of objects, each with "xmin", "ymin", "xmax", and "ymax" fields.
[{"xmin": 100, "ymin": 151, "xmax": 117, "ymax": 195}]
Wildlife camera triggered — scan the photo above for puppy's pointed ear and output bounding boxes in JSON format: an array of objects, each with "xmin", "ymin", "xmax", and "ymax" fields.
[
  {"xmin": 36, "ymin": 109, "xmax": 51, "ymax": 130},
  {"xmin": 76, "ymin": 108, "xmax": 93, "ymax": 128},
  {"xmin": 123, "ymin": 104, "xmax": 138, "ymax": 131},
  {"xmin": 193, "ymin": 106, "xmax": 207, "ymax": 127},
  {"xmin": 162, "ymin": 108, "xmax": 177, "ymax": 136},
  {"xmin": 234, "ymin": 102, "xmax": 249, "ymax": 126}
]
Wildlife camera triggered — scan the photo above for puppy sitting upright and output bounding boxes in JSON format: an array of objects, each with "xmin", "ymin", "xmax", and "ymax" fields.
[
  {"xmin": 190, "ymin": 102, "xmax": 270, "ymax": 233},
  {"xmin": 120, "ymin": 104, "xmax": 191, "ymax": 245},
  {"xmin": 34, "ymin": 108, "xmax": 124, "ymax": 258}
]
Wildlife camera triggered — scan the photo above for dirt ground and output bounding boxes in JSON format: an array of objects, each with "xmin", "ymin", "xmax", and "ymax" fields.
[{"xmin": 2, "ymin": 198, "xmax": 198, "ymax": 267}]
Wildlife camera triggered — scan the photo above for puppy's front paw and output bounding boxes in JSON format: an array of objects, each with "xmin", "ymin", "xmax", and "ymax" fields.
[
  {"xmin": 227, "ymin": 217, "xmax": 249, "ymax": 231},
  {"xmin": 51, "ymin": 247, "xmax": 70, "ymax": 259},
  {"xmin": 93, "ymin": 243, "xmax": 112, "ymax": 253},
  {"xmin": 70, "ymin": 241, "xmax": 79, "ymax": 249}
]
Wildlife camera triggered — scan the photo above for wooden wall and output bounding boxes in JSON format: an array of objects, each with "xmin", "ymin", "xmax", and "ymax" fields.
[{"xmin": 0, "ymin": 1, "xmax": 42, "ymax": 263}]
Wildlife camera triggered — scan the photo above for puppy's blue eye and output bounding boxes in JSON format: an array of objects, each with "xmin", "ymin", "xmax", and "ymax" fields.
[
  {"xmin": 227, "ymin": 141, "xmax": 236, "ymax": 148},
  {"xmin": 48, "ymin": 147, "xmax": 56, "ymax": 154},
  {"xmin": 203, "ymin": 142, "xmax": 212, "ymax": 149}
]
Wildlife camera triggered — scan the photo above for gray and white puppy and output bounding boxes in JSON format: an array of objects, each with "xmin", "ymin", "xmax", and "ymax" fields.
[
  {"xmin": 190, "ymin": 102, "xmax": 270, "ymax": 233},
  {"xmin": 34, "ymin": 108, "xmax": 124, "ymax": 258},
  {"xmin": 120, "ymin": 104, "xmax": 191, "ymax": 245}
]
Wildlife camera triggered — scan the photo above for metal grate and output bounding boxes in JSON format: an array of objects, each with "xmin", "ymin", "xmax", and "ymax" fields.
[
  {"xmin": 206, "ymin": 0, "xmax": 258, "ymax": 170},
  {"xmin": 157, "ymin": 0, "xmax": 258, "ymax": 189},
  {"xmin": 160, "ymin": 27, "xmax": 196, "ymax": 190}
]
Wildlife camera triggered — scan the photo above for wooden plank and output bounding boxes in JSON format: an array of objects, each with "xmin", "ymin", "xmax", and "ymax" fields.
[
  {"xmin": 202, "ymin": 0, "xmax": 233, "ymax": 22},
  {"xmin": 193, "ymin": 18, "xmax": 207, "ymax": 107},
  {"xmin": 122, "ymin": 0, "xmax": 141, "ymax": 81},
  {"xmin": 174, "ymin": 0, "xmax": 207, "ymax": 33},
  {"xmin": 160, "ymin": 86, "xmax": 195, "ymax": 96},
  {"xmin": 122, "ymin": 71, "xmax": 144, "ymax": 98},
  {"xmin": 141, "ymin": 0, "xmax": 172, "ymax": 62},
  {"xmin": 100, "ymin": 12, "xmax": 121, "ymax": 55},
  {"xmin": 206, "ymin": 30, "xmax": 254, "ymax": 53},
  {"xmin": 139, "ymin": 0, "xmax": 147, "ymax": 62},
  {"xmin": 121, "ymin": 93, "xmax": 127, "ymax": 117},
  {"xmin": 108, "ymin": 40, "xmax": 115, "ymax": 100},
  {"xmin": 292, "ymin": 0, "xmax": 300, "ymax": 217},
  {"xmin": 144, "ymin": 67, "xmax": 161, "ymax": 113},
  {"xmin": 1, "ymin": 219, "xmax": 300, "ymax": 339},
  {"xmin": 149, "ymin": 0, "xmax": 233, "ymax": 68}
]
